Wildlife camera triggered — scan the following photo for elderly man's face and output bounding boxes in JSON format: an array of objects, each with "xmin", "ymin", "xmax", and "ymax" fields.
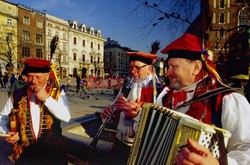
[
  {"xmin": 26, "ymin": 72, "xmax": 49, "ymax": 92},
  {"xmin": 166, "ymin": 58, "xmax": 197, "ymax": 89},
  {"xmin": 129, "ymin": 61, "xmax": 152, "ymax": 81}
]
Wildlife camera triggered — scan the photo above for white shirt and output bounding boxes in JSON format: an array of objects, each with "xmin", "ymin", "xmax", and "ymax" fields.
[
  {"xmin": 0, "ymin": 89, "xmax": 71, "ymax": 138},
  {"xmin": 157, "ymin": 83, "xmax": 250, "ymax": 165}
]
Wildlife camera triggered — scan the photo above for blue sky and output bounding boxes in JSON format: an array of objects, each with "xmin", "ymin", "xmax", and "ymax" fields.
[{"xmin": 7, "ymin": 0, "xmax": 200, "ymax": 56}]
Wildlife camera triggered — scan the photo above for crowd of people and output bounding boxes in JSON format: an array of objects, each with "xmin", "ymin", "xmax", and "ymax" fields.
[{"xmin": 0, "ymin": 32, "xmax": 249, "ymax": 165}]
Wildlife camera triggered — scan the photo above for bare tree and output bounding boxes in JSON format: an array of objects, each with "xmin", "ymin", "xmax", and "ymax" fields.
[
  {"xmin": 0, "ymin": 25, "xmax": 19, "ymax": 75},
  {"xmin": 122, "ymin": 0, "xmax": 200, "ymax": 38}
]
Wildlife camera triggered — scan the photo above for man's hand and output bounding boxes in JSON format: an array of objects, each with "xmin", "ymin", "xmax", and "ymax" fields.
[
  {"xmin": 176, "ymin": 138, "xmax": 219, "ymax": 165},
  {"xmin": 114, "ymin": 96, "xmax": 141, "ymax": 118},
  {"xmin": 35, "ymin": 88, "xmax": 49, "ymax": 102},
  {"xmin": 6, "ymin": 132, "xmax": 19, "ymax": 144},
  {"xmin": 101, "ymin": 105, "xmax": 112, "ymax": 119}
]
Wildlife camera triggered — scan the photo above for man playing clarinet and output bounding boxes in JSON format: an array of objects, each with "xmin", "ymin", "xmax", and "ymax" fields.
[{"xmin": 101, "ymin": 42, "xmax": 162, "ymax": 164}]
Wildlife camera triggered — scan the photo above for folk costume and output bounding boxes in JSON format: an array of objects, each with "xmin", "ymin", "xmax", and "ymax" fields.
[
  {"xmin": 0, "ymin": 58, "xmax": 71, "ymax": 165},
  {"xmin": 111, "ymin": 51, "xmax": 162, "ymax": 164},
  {"xmin": 158, "ymin": 33, "xmax": 250, "ymax": 164}
]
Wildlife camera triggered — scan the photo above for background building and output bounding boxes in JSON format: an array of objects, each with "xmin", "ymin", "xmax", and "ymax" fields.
[
  {"xmin": 104, "ymin": 38, "xmax": 131, "ymax": 77},
  {"xmin": 201, "ymin": 0, "xmax": 249, "ymax": 82},
  {"xmin": 68, "ymin": 20, "xmax": 106, "ymax": 78},
  {"xmin": 0, "ymin": 0, "xmax": 18, "ymax": 74},
  {"xmin": 45, "ymin": 14, "xmax": 69, "ymax": 78},
  {"xmin": 17, "ymin": 5, "xmax": 45, "ymax": 67}
]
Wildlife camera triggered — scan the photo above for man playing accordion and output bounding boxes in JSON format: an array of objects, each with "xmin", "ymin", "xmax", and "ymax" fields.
[{"xmin": 157, "ymin": 33, "xmax": 250, "ymax": 164}]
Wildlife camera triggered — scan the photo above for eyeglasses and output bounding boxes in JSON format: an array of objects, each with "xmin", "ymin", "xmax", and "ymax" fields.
[{"xmin": 129, "ymin": 64, "xmax": 147, "ymax": 71}]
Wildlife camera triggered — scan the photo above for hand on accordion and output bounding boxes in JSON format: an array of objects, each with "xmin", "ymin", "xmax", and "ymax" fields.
[
  {"xmin": 176, "ymin": 138, "xmax": 219, "ymax": 165},
  {"xmin": 114, "ymin": 96, "xmax": 142, "ymax": 118}
]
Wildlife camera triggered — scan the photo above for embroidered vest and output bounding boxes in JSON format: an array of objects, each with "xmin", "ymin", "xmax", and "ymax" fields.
[
  {"xmin": 163, "ymin": 78, "xmax": 235, "ymax": 128},
  {"xmin": 10, "ymin": 86, "xmax": 62, "ymax": 161}
]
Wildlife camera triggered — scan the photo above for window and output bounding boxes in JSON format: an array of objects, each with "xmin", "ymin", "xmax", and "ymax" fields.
[
  {"xmin": 7, "ymin": 33, "xmax": 13, "ymax": 41},
  {"xmin": 219, "ymin": 0, "xmax": 225, "ymax": 9},
  {"xmin": 36, "ymin": 34, "xmax": 43, "ymax": 44},
  {"xmin": 23, "ymin": 16, "xmax": 29, "ymax": 24},
  {"xmin": 82, "ymin": 40, "xmax": 85, "ymax": 46},
  {"xmin": 82, "ymin": 54, "xmax": 85, "ymax": 62},
  {"xmin": 48, "ymin": 29, "xmax": 51, "ymax": 36},
  {"xmin": 213, "ymin": 0, "xmax": 216, "ymax": 8},
  {"xmin": 48, "ymin": 41, "xmax": 51, "ymax": 50},
  {"xmin": 98, "ymin": 44, "xmax": 100, "ymax": 50},
  {"xmin": 238, "ymin": 6, "xmax": 249, "ymax": 28},
  {"xmin": 37, "ymin": 20, "xmax": 43, "ymax": 28},
  {"xmin": 22, "ymin": 46, "xmax": 30, "ymax": 57},
  {"xmin": 220, "ymin": 28, "xmax": 224, "ymax": 38},
  {"xmin": 219, "ymin": 13, "xmax": 224, "ymax": 24},
  {"xmin": 63, "ymin": 33, "xmax": 66, "ymax": 40},
  {"xmin": 98, "ymin": 57, "xmax": 100, "ymax": 63},
  {"xmin": 55, "ymin": 54, "xmax": 59, "ymax": 62},
  {"xmin": 22, "ymin": 31, "xmax": 30, "ymax": 41},
  {"xmin": 91, "ymin": 42, "xmax": 93, "ymax": 48},
  {"xmin": 47, "ymin": 53, "xmax": 51, "ymax": 61},
  {"xmin": 91, "ymin": 56, "xmax": 93, "ymax": 63},
  {"xmin": 36, "ymin": 49, "xmax": 43, "ymax": 58},
  {"xmin": 73, "ymin": 53, "xmax": 77, "ymax": 61},
  {"xmin": 73, "ymin": 37, "xmax": 77, "ymax": 44},
  {"xmin": 7, "ymin": 18, "xmax": 13, "ymax": 26},
  {"xmin": 73, "ymin": 24, "xmax": 76, "ymax": 29},
  {"xmin": 97, "ymin": 30, "xmax": 101, "ymax": 37},
  {"xmin": 63, "ymin": 56, "xmax": 67, "ymax": 63},
  {"xmin": 63, "ymin": 43, "xmax": 67, "ymax": 51}
]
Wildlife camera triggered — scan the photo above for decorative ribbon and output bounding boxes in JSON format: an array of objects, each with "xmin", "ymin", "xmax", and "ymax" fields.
[
  {"xmin": 201, "ymin": 49, "xmax": 228, "ymax": 87},
  {"xmin": 50, "ymin": 64, "xmax": 60, "ymax": 87}
]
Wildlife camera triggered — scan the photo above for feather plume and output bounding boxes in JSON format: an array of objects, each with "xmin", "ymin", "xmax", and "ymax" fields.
[
  {"xmin": 150, "ymin": 40, "xmax": 160, "ymax": 54},
  {"xmin": 50, "ymin": 35, "xmax": 59, "ymax": 60}
]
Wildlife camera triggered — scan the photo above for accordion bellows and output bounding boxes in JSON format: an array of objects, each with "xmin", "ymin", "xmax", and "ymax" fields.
[{"xmin": 128, "ymin": 103, "xmax": 231, "ymax": 165}]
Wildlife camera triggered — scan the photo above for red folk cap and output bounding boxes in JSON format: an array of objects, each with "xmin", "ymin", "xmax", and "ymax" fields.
[
  {"xmin": 161, "ymin": 33, "xmax": 203, "ymax": 60},
  {"xmin": 23, "ymin": 58, "xmax": 51, "ymax": 73},
  {"xmin": 126, "ymin": 51, "xmax": 157, "ymax": 64}
]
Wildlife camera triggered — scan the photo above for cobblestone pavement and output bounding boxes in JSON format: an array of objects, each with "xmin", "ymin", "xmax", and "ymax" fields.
[{"xmin": 0, "ymin": 85, "xmax": 115, "ymax": 165}]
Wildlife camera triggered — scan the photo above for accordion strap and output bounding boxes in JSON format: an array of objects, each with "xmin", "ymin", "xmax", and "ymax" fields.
[
  {"xmin": 215, "ymin": 130, "xmax": 228, "ymax": 165},
  {"xmin": 174, "ymin": 87, "xmax": 236, "ymax": 110}
]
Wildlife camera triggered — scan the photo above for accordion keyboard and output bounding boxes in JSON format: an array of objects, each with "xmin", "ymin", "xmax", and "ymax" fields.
[{"xmin": 128, "ymin": 103, "xmax": 231, "ymax": 165}]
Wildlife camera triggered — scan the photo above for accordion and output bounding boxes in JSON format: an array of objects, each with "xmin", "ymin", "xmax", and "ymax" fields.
[{"xmin": 128, "ymin": 103, "xmax": 231, "ymax": 165}]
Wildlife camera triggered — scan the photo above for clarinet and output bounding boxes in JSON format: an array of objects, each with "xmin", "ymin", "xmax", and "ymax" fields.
[{"xmin": 89, "ymin": 77, "xmax": 134, "ymax": 149}]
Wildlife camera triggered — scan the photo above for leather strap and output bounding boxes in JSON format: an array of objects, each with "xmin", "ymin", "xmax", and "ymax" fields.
[
  {"xmin": 215, "ymin": 130, "xmax": 228, "ymax": 165},
  {"xmin": 174, "ymin": 87, "xmax": 236, "ymax": 110}
]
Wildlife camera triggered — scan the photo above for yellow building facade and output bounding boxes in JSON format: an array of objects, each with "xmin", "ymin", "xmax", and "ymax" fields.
[{"xmin": 0, "ymin": 1, "xmax": 18, "ymax": 73}]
